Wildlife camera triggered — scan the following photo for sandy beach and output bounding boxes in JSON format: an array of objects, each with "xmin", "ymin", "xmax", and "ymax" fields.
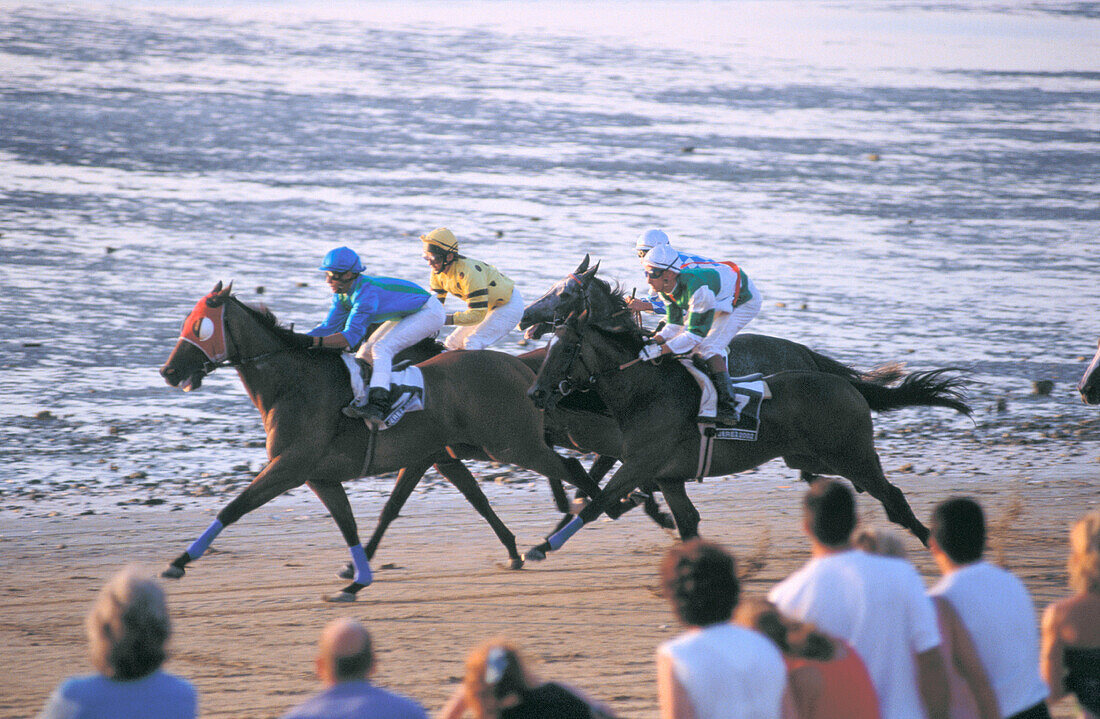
[{"xmin": 3, "ymin": 454, "xmax": 1096, "ymax": 719}]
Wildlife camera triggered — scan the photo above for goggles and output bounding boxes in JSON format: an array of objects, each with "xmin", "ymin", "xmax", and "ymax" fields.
[
  {"xmin": 325, "ymin": 271, "xmax": 357, "ymax": 282},
  {"xmin": 645, "ymin": 267, "xmax": 670, "ymax": 279}
]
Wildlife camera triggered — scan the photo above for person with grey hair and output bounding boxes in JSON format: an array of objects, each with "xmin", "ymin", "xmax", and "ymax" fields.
[
  {"xmin": 281, "ymin": 618, "xmax": 427, "ymax": 719},
  {"xmin": 36, "ymin": 568, "xmax": 197, "ymax": 719}
]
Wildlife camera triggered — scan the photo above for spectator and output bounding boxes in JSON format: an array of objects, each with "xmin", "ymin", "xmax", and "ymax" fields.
[
  {"xmin": 658, "ymin": 539, "xmax": 789, "ymax": 719},
  {"xmin": 929, "ymin": 497, "xmax": 1050, "ymax": 719},
  {"xmin": 768, "ymin": 479, "xmax": 948, "ymax": 719},
  {"xmin": 282, "ymin": 618, "xmax": 427, "ymax": 719},
  {"xmin": 36, "ymin": 568, "xmax": 197, "ymax": 719},
  {"xmin": 1040, "ymin": 510, "xmax": 1100, "ymax": 719},
  {"xmin": 735, "ymin": 597, "xmax": 880, "ymax": 719},
  {"xmin": 438, "ymin": 639, "xmax": 615, "ymax": 719},
  {"xmin": 859, "ymin": 525, "xmax": 999, "ymax": 719}
]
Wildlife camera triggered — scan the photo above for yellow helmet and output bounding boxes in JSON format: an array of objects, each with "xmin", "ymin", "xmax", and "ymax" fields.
[{"xmin": 420, "ymin": 227, "xmax": 459, "ymax": 253}]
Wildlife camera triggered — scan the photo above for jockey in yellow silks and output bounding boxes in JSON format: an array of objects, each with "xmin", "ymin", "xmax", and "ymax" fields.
[
  {"xmin": 637, "ymin": 243, "xmax": 763, "ymax": 425},
  {"xmin": 420, "ymin": 227, "xmax": 525, "ymax": 351}
]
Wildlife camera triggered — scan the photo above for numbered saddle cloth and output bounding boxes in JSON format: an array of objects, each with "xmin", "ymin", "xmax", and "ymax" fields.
[
  {"xmin": 340, "ymin": 355, "xmax": 426, "ymax": 429},
  {"xmin": 679, "ymin": 359, "xmax": 769, "ymax": 441}
]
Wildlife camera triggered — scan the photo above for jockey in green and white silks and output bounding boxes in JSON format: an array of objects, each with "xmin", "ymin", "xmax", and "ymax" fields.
[
  {"xmin": 627, "ymin": 228, "xmax": 748, "ymax": 318},
  {"xmin": 638, "ymin": 243, "xmax": 763, "ymax": 425}
]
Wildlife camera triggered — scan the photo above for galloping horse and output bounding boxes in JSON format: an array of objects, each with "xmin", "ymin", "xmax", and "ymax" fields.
[
  {"xmin": 159, "ymin": 283, "xmax": 599, "ymax": 600},
  {"xmin": 1079, "ymin": 338, "xmax": 1100, "ymax": 404},
  {"xmin": 523, "ymin": 280, "xmax": 970, "ymax": 561}
]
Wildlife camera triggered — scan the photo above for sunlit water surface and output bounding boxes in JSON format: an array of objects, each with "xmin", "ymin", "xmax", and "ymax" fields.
[{"xmin": 1, "ymin": 0, "xmax": 1097, "ymax": 517}]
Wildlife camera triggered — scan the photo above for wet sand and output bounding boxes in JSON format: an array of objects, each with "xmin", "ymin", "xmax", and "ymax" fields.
[{"xmin": 2, "ymin": 457, "xmax": 1096, "ymax": 719}]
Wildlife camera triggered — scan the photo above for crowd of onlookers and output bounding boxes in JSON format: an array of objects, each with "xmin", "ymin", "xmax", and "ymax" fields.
[{"xmin": 35, "ymin": 482, "xmax": 1100, "ymax": 719}]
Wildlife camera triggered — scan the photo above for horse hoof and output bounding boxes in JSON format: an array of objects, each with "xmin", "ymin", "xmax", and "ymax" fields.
[
  {"xmin": 496, "ymin": 558, "xmax": 525, "ymax": 571},
  {"xmin": 570, "ymin": 497, "xmax": 589, "ymax": 514},
  {"xmin": 162, "ymin": 565, "xmax": 185, "ymax": 579},
  {"xmin": 523, "ymin": 548, "xmax": 546, "ymax": 562},
  {"xmin": 324, "ymin": 591, "xmax": 358, "ymax": 603},
  {"xmin": 336, "ymin": 562, "xmax": 354, "ymax": 580}
]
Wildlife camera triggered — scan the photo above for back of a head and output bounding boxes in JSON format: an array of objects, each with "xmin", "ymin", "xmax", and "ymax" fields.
[
  {"xmin": 464, "ymin": 640, "xmax": 531, "ymax": 719},
  {"xmin": 660, "ymin": 539, "xmax": 740, "ymax": 627},
  {"xmin": 804, "ymin": 480, "xmax": 856, "ymax": 548},
  {"xmin": 319, "ymin": 618, "xmax": 374, "ymax": 683},
  {"xmin": 1069, "ymin": 509, "xmax": 1100, "ymax": 594},
  {"xmin": 85, "ymin": 569, "xmax": 171, "ymax": 681},
  {"xmin": 735, "ymin": 598, "xmax": 835, "ymax": 662},
  {"xmin": 853, "ymin": 527, "xmax": 908, "ymax": 559},
  {"xmin": 931, "ymin": 497, "xmax": 986, "ymax": 565}
]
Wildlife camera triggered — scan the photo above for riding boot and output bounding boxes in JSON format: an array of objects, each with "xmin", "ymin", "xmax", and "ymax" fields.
[
  {"xmin": 343, "ymin": 387, "xmax": 390, "ymax": 423},
  {"xmin": 709, "ymin": 370, "xmax": 741, "ymax": 426}
]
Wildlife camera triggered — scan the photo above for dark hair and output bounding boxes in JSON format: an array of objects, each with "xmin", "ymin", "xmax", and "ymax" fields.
[
  {"xmin": 735, "ymin": 598, "xmax": 835, "ymax": 661},
  {"xmin": 660, "ymin": 539, "xmax": 740, "ymax": 626},
  {"xmin": 931, "ymin": 497, "xmax": 986, "ymax": 564},
  {"xmin": 333, "ymin": 644, "xmax": 373, "ymax": 681},
  {"xmin": 804, "ymin": 480, "xmax": 856, "ymax": 547}
]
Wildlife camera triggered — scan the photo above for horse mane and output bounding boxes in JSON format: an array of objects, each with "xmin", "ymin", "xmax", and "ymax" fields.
[
  {"xmin": 228, "ymin": 295, "xmax": 302, "ymax": 347},
  {"xmin": 582, "ymin": 275, "xmax": 647, "ymax": 351}
]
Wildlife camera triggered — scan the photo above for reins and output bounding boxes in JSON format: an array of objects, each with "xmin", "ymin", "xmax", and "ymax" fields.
[{"xmin": 213, "ymin": 297, "xmax": 303, "ymax": 370}]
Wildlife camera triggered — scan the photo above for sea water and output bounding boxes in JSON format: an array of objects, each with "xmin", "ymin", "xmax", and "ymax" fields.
[{"xmin": 0, "ymin": 0, "xmax": 1097, "ymax": 514}]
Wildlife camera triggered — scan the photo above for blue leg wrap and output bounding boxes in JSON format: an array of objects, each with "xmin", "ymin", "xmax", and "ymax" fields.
[
  {"xmin": 547, "ymin": 516, "xmax": 584, "ymax": 551},
  {"xmin": 186, "ymin": 519, "xmax": 224, "ymax": 559},
  {"xmin": 350, "ymin": 544, "xmax": 372, "ymax": 586}
]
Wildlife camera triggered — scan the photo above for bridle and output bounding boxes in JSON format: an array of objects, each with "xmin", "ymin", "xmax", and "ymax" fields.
[{"xmin": 179, "ymin": 295, "xmax": 298, "ymax": 377}]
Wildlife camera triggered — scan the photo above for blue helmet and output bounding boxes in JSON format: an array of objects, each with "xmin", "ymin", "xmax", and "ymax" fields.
[{"xmin": 319, "ymin": 246, "xmax": 365, "ymax": 273}]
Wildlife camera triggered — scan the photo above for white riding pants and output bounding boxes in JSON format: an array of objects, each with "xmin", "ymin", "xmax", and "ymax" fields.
[
  {"xmin": 355, "ymin": 295, "xmax": 445, "ymax": 391},
  {"xmin": 443, "ymin": 289, "xmax": 524, "ymax": 351},
  {"xmin": 694, "ymin": 277, "xmax": 762, "ymax": 361}
]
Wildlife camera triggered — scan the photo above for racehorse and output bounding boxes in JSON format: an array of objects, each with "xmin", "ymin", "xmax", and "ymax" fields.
[
  {"xmin": 158, "ymin": 282, "xmax": 600, "ymax": 600},
  {"xmin": 1079, "ymin": 338, "xmax": 1100, "ymax": 404},
  {"xmin": 523, "ymin": 282, "xmax": 970, "ymax": 561}
]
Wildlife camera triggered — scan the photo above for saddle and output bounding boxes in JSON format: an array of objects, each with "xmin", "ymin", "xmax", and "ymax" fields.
[
  {"xmin": 341, "ymin": 356, "xmax": 426, "ymax": 430},
  {"xmin": 678, "ymin": 359, "xmax": 770, "ymax": 480}
]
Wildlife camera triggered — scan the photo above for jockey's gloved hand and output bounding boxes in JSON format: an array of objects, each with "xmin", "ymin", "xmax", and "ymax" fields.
[
  {"xmin": 638, "ymin": 343, "xmax": 663, "ymax": 362},
  {"xmin": 289, "ymin": 332, "xmax": 318, "ymax": 349}
]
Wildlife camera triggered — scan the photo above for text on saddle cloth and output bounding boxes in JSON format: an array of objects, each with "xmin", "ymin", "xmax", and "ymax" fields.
[
  {"xmin": 340, "ymin": 355, "xmax": 426, "ymax": 430},
  {"xmin": 678, "ymin": 359, "xmax": 769, "ymax": 440}
]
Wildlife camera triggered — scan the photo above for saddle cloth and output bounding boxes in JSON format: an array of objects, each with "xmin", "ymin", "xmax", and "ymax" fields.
[
  {"xmin": 341, "ymin": 355, "xmax": 426, "ymax": 430},
  {"xmin": 679, "ymin": 359, "xmax": 769, "ymax": 441}
]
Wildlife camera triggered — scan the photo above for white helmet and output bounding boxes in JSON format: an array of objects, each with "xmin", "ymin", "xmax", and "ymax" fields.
[
  {"xmin": 635, "ymin": 229, "xmax": 670, "ymax": 254},
  {"xmin": 642, "ymin": 244, "xmax": 681, "ymax": 274}
]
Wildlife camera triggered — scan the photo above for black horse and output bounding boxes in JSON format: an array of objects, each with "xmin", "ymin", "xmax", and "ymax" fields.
[
  {"xmin": 1079, "ymin": 338, "xmax": 1100, "ymax": 404},
  {"xmin": 523, "ymin": 280, "xmax": 970, "ymax": 561},
  {"xmin": 159, "ymin": 283, "xmax": 600, "ymax": 600}
]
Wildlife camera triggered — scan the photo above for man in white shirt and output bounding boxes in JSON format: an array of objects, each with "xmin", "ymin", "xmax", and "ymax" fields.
[
  {"xmin": 929, "ymin": 498, "xmax": 1051, "ymax": 719},
  {"xmin": 769, "ymin": 479, "xmax": 949, "ymax": 719}
]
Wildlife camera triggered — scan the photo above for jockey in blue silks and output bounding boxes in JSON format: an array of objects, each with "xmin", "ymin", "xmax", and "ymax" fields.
[{"xmin": 307, "ymin": 246, "xmax": 445, "ymax": 426}]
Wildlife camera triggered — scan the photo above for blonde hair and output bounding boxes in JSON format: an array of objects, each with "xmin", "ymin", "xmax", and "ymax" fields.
[
  {"xmin": 1068, "ymin": 510, "xmax": 1100, "ymax": 594},
  {"xmin": 853, "ymin": 526, "xmax": 908, "ymax": 559},
  {"xmin": 462, "ymin": 640, "xmax": 534, "ymax": 719},
  {"xmin": 85, "ymin": 569, "xmax": 171, "ymax": 680}
]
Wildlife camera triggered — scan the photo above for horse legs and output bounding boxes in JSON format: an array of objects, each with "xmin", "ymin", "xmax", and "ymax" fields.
[
  {"xmin": 839, "ymin": 451, "xmax": 930, "ymax": 545},
  {"xmin": 308, "ymin": 479, "xmax": 373, "ymax": 602},
  {"xmin": 524, "ymin": 462, "xmax": 646, "ymax": 561},
  {"xmin": 432, "ymin": 456, "xmax": 524, "ymax": 570},
  {"xmin": 161, "ymin": 455, "xmax": 309, "ymax": 580},
  {"xmin": 362, "ymin": 458, "xmax": 435, "ymax": 562},
  {"xmin": 656, "ymin": 480, "xmax": 700, "ymax": 540}
]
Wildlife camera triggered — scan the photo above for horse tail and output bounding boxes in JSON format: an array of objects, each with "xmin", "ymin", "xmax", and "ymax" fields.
[
  {"xmin": 848, "ymin": 368, "xmax": 971, "ymax": 416},
  {"xmin": 806, "ymin": 349, "xmax": 904, "ymax": 386}
]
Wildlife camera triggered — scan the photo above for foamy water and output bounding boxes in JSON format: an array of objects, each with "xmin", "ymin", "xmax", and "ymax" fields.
[{"xmin": 1, "ymin": 0, "xmax": 1097, "ymax": 514}]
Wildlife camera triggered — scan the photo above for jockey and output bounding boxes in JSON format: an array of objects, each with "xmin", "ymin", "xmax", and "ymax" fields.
[
  {"xmin": 627, "ymin": 228, "xmax": 726, "ymax": 315},
  {"xmin": 307, "ymin": 246, "xmax": 446, "ymax": 426},
  {"xmin": 420, "ymin": 227, "xmax": 524, "ymax": 351},
  {"xmin": 637, "ymin": 243, "xmax": 763, "ymax": 425}
]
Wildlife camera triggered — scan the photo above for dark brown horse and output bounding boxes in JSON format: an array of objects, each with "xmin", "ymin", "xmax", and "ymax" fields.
[
  {"xmin": 159, "ymin": 283, "xmax": 599, "ymax": 600},
  {"xmin": 523, "ymin": 284, "xmax": 970, "ymax": 561},
  {"xmin": 1079, "ymin": 338, "xmax": 1100, "ymax": 404}
]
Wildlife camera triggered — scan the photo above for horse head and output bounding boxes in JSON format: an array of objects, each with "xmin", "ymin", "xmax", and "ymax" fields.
[
  {"xmin": 520, "ymin": 255, "xmax": 599, "ymax": 340},
  {"xmin": 160, "ymin": 281, "xmax": 295, "ymax": 392},
  {"xmin": 1079, "ymin": 337, "xmax": 1100, "ymax": 405},
  {"xmin": 527, "ymin": 308, "xmax": 643, "ymax": 411}
]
